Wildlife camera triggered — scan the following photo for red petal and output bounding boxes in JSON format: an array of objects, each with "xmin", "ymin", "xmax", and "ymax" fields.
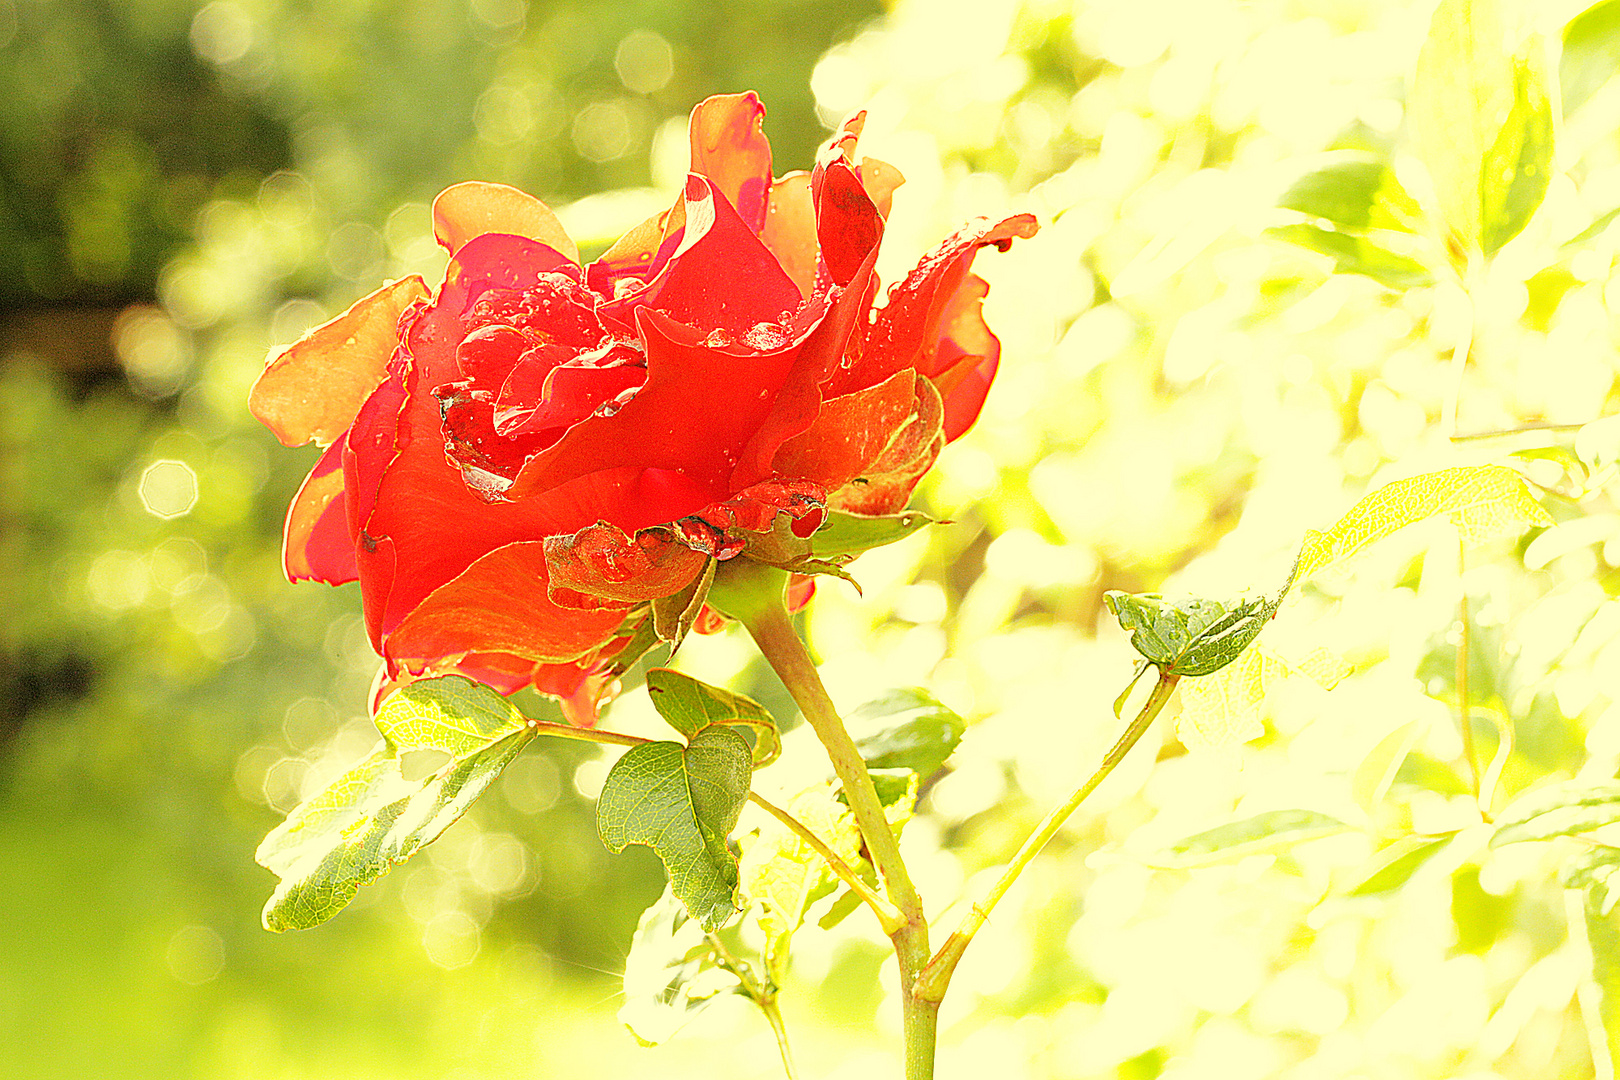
[
  {"xmin": 927, "ymin": 275, "xmax": 1001, "ymax": 441},
  {"xmin": 844, "ymin": 213, "xmax": 1038, "ymax": 401},
  {"xmin": 537, "ymin": 466, "xmax": 717, "ymax": 534},
  {"xmin": 250, "ymin": 275, "xmax": 428, "ymax": 447},
  {"xmin": 384, "ymin": 541, "xmax": 628, "ymax": 671},
  {"xmin": 432, "ymin": 181, "xmax": 580, "ymax": 264},
  {"xmin": 731, "ymin": 243, "xmax": 880, "ymax": 490},
  {"xmin": 499, "ymin": 358, "xmax": 646, "ymax": 436},
  {"xmin": 546, "ymin": 521, "xmax": 707, "ymax": 604},
  {"xmin": 445, "ymin": 233, "xmax": 581, "ymax": 315},
  {"xmin": 785, "ymin": 574, "xmax": 816, "ymax": 612},
  {"xmin": 813, "ymin": 157, "xmax": 883, "ymax": 287},
  {"xmin": 351, "ymin": 298, "xmax": 584, "ymax": 647},
  {"xmin": 283, "ymin": 439, "xmax": 357, "ymax": 585},
  {"xmin": 598, "ymin": 175, "xmax": 802, "ymax": 337},
  {"xmin": 687, "ymin": 92, "xmax": 773, "ymax": 234},
  {"xmin": 771, "ymin": 369, "xmax": 918, "ymax": 489},
  {"xmin": 691, "ymin": 605, "xmax": 729, "ymax": 635},
  {"xmin": 509, "ymin": 303, "xmax": 809, "ymax": 500},
  {"xmin": 669, "ymin": 478, "xmax": 825, "ymax": 559}
]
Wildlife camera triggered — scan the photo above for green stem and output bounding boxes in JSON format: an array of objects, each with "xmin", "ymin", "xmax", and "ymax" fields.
[
  {"xmin": 705, "ymin": 930, "xmax": 797, "ymax": 1080},
  {"xmin": 760, "ymin": 997, "xmax": 798, "ymax": 1080},
  {"xmin": 717, "ymin": 562, "xmax": 935, "ymax": 1080},
  {"xmin": 750, "ymin": 791, "xmax": 904, "ymax": 933},
  {"xmin": 916, "ymin": 668, "xmax": 1180, "ymax": 1003}
]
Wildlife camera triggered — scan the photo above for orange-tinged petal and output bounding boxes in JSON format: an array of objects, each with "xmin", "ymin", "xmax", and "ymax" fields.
[
  {"xmin": 829, "ymin": 376, "xmax": 945, "ymax": 516},
  {"xmin": 283, "ymin": 439, "xmax": 356, "ymax": 585},
  {"xmin": 761, "ymin": 172, "xmax": 816, "ymax": 298},
  {"xmin": 432, "ymin": 181, "xmax": 580, "ymax": 264},
  {"xmin": 384, "ymin": 541, "xmax": 628, "ymax": 670},
  {"xmin": 545, "ymin": 522, "xmax": 707, "ymax": 605},
  {"xmin": 859, "ymin": 157, "xmax": 905, "ymax": 220},
  {"xmin": 249, "ymin": 275, "xmax": 428, "ymax": 448},
  {"xmin": 772, "ymin": 369, "xmax": 918, "ymax": 489},
  {"xmin": 588, "ymin": 198, "xmax": 685, "ymax": 297},
  {"xmin": 688, "ymin": 92, "xmax": 773, "ymax": 233}
]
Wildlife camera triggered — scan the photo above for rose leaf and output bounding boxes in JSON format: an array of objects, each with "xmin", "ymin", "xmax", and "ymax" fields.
[
  {"xmin": 847, "ymin": 688, "xmax": 966, "ymax": 778},
  {"xmin": 738, "ymin": 783, "xmax": 863, "ymax": 983},
  {"xmin": 256, "ymin": 675, "xmax": 534, "ymax": 932},
  {"xmin": 597, "ymin": 727, "xmax": 752, "ymax": 931},
  {"xmin": 645, "ymin": 667, "xmax": 781, "ymax": 767}
]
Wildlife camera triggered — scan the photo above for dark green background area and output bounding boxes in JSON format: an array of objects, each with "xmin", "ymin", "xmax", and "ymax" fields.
[{"xmin": 0, "ymin": 0, "xmax": 874, "ymax": 1073}]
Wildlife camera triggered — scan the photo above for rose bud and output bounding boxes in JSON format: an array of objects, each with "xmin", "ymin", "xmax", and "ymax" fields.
[{"xmin": 251, "ymin": 92, "xmax": 1036, "ymax": 725}]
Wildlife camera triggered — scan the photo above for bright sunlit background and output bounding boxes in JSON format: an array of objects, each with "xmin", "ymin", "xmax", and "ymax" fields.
[{"xmin": 6, "ymin": 0, "xmax": 1620, "ymax": 1076}]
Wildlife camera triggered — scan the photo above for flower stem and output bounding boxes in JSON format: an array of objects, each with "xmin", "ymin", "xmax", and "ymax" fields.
[
  {"xmin": 916, "ymin": 668, "xmax": 1180, "ymax": 1003},
  {"xmin": 749, "ymin": 791, "xmax": 904, "ymax": 933},
  {"xmin": 717, "ymin": 562, "xmax": 935, "ymax": 1079}
]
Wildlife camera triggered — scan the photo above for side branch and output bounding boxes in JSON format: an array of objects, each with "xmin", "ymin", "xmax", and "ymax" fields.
[
  {"xmin": 749, "ymin": 791, "xmax": 904, "ymax": 934},
  {"xmin": 916, "ymin": 668, "xmax": 1181, "ymax": 1003}
]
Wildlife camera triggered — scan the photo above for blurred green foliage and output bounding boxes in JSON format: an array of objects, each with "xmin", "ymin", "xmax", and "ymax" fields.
[{"xmin": 9, "ymin": 0, "xmax": 1620, "ymax": 1076}]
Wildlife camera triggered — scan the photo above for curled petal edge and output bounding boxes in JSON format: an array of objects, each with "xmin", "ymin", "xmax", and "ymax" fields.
[
  {"xmin": 250, "ymin": 275, "xmax": 428, "ymax": 448},
  {"xmin": 432, "ymin": 181, "xmax": 580, "ymax": 264}
]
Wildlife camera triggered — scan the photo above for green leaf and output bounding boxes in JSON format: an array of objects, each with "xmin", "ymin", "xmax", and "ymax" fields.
[
  {"xmin": 1480, "ymin": 51, "xmax": 1554, "ymax": 254},
  {"xmin": 1491, "ymin": 781, "xmax": 1620, "ymax": 847},
  {"xmin": 597, "ymin": 727, "xmax": 752, "ymax": 931},
  {"xmin": 1410, "ymin": 0, "xmax": 1516, "ymax": 253},
  {"xmin": 1267, "ymin": 223, "xmax": 1434, "ymax": 290},
  {"xmin": 809, "ymin": 509, "xmax": 937, "ymax": 560},
  {"xmin": 1278, "ymin": 154, "xmax": 1421, "ymax": 233},
  {"xmin": 1344, "ymin": 833, "xmax": 1457, "ymax": 896},
  {"xmin": 848, "ymin": 688, "xmax": 966, "ymax": 777},
  {"xmin": 255, "ymin": 676, "xmax": 535, "ymax": 932},
  {"xmin": 1149, "ymin": 809, "xmax": 1351, "ymax": 868},
  {"xmin": 1296, "ymin": 465, "xmax": 1552, "ymax": 582},
  {"xmin": 618, "ymin": 887, "xmax": 743, "ymax": 1046},
  {"xmin": 1562, "ymin": 0, "xmax": 1620, "ymax": 115},
  {"xmin": 1564, "ymin": 205, "xmax": 1620, "ymax": 248},
  {"xmin": 1105, "ymin": 561, "xmax": 1295, "ymax": 677},
  {"xmin": 645, "ymin": 668, "xmax": 781, "ymax": 767}
]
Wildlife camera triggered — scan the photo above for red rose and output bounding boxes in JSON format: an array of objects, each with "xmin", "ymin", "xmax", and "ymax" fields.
[{"xmin": 251, "ymin": 92, "xmax": 1036, "ymax": 723}]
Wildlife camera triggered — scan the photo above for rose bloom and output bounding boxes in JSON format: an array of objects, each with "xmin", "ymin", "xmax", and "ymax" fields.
[{"xmin": 251, "ymin": 93, "xmax": 1036, "ymax": 723}]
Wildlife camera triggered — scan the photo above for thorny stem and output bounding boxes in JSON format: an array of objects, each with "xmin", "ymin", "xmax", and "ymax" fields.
[
  {"xmin": 749, "ymin": 791, "xmax": 904, "ymax": 933},
  {"xmin": 719, "ymin": 563, "xmax": 935, "ymax": 1080},
  {"xmin": 916, "ymin": 668, "xmax": 1181, "ymax": 1003},
  {"xmin": 525, "ymin": 717, "xmax": 652, "ymax": 749}
]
